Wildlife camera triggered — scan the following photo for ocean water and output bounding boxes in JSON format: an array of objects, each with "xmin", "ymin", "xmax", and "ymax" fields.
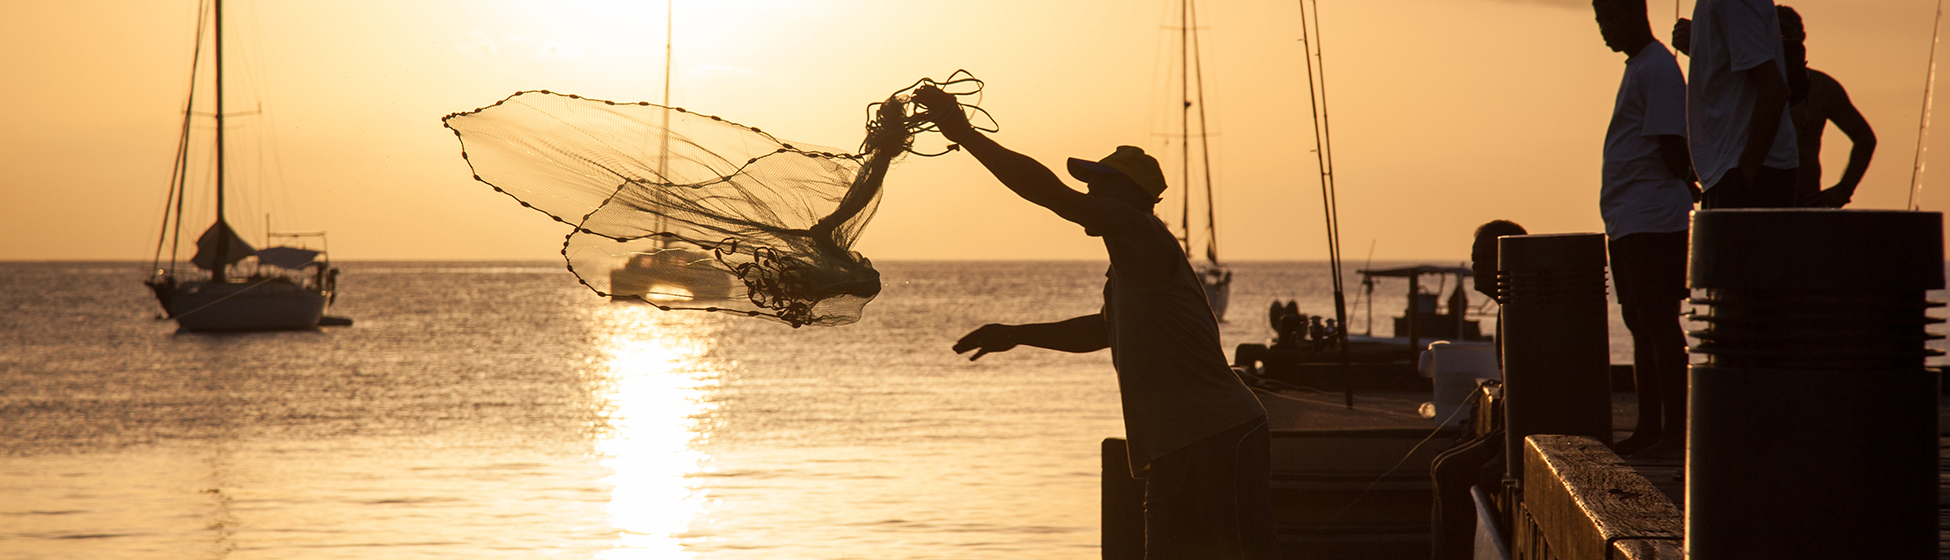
[{"xmin": 0, "ymin": 260, "xmax": 1937, "ymax": 559}]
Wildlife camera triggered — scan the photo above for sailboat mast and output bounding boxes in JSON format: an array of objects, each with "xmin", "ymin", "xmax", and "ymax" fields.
[
  {"xmin": 212, "ymin": 0, "xmax": 230, "ymax": 283},
  {"xmin": 660, "ymin": 0, "xmax": 672, "ymax": 179},
  {"xmin": 1179, "ymin": 0, "xmax": 1193, "ymax": 256},
  {"xmin": 1189, "ymin": 0, "xmax": 1218, "ymax": 264},
  {"xmin": 654, "ymin": 0, "xmax": 673, "ymax": 246}
]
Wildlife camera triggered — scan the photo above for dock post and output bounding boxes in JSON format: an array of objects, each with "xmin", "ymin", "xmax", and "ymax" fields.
[
  {"xmin": 1497, "ymin": 233, "xmax": 1613, "ymax": 483},
  {"xmin": 1686, "ymin": 209, "xmax": 1942, "ymax": 559}
]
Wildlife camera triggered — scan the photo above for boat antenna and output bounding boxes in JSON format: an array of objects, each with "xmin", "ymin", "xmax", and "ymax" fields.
[
  {"xmin": 1296, "ymin": 0, "xmax": 1354, "ymax": 409},
  {"xmin": 1910, "ymin": 0, "xmax": 1945, "ymax": 209}
]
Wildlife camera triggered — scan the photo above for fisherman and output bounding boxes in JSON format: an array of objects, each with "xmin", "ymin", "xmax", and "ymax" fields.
[
  {"xmin": 1778, "ymin": 5, "xmax": 1877, "ymax": 207},
  {"xmin": 1676, "ymin": 0, "xmax": 1799, "ymax": 208},
  {"xmin": 1673, "ymin": 5, "xmax": 1874, "ymax": 207},
  {"xmin": 1592, "ymin": 0, "xmax": 1695, "ymax": 459},
  {"xmin": 1432, "ymin": 219, "xmax": 1526, "ymax": 560},
  {"xmin": 914, "ymin": 85, "xmax": 1275, "ymax": 560}
]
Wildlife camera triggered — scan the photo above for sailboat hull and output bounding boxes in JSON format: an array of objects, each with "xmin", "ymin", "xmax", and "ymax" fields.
[{"xmin": 164, "ymin": 280, "xmax": 328, "ymax": 332}]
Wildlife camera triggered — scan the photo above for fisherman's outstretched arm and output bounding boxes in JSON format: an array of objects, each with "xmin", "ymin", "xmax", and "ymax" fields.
[
  {"xmin": 912, "ymin": 86, "xmax": 1104, "ymax": 228},
  {"xmin": 953, "ymin": 314, "xmax": 1109, "ymax": 361}
]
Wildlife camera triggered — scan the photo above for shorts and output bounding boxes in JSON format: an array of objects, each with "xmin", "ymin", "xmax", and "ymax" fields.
[{"xmin": 1609, "ymin": 230, "xmax": 1689, "ymax": 305}]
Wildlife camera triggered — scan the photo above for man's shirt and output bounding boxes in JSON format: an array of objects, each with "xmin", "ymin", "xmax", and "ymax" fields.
[
  {"xmin": 1687, "ymin": 0, "xmax": 1798, "ymax": 188},
  {"xmin": 1602, "ymin": 41, "xmax": 1695, "ymax": 239}
]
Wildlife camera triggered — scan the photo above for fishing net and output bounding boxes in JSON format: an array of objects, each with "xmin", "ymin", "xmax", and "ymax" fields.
[{"xmin": 442, "ymin": 71, "xmax": 992, "ymax": 327}]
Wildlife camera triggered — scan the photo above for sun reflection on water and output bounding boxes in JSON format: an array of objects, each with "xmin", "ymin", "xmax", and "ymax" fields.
[{"xmin": 590, "ymin": 304, "xmax": 723, "ymax": 560}]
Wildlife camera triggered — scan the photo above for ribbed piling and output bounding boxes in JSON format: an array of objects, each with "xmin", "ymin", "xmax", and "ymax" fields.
[
  {"xmin": 1498, "ymin": 233, "xmax": 1614, "ymax": 482},
  {"xmin": 1686, "ymin": 209, "xmax": 1943, "ymax": 559}
]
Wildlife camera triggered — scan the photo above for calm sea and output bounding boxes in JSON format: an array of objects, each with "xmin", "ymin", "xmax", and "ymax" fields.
[{"xmin": 1, "ymin": 260, "xmax": 1938, "ymax": 559}]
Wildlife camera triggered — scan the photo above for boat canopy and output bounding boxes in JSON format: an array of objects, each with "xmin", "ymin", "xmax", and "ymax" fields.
[{"xmin": 255, "ymin": 246, "xmax": 321, "ymax": 269}]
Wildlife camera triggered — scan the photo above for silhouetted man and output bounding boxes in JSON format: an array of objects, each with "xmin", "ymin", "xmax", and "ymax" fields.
[
  {"xmin": 914, "ymin": 85, "xmax": 1274, "ymax": 560},
  {"xmin": 1675, "ymin": 5, "xmax": 1875, "ymax": 208},
  {"xmin": 1593, "ymin": 0, "xmax": 1694, "ymax": 459},
  {"xmin": 1778, "ymin": 5, "xmax": 1877, "ymax": 207},
  {"xmin": 1431, "ymin": 219, "xmax": 1526, "ymax": 560},
  {"xmin": 1681, "ymin": 0, "xmax": 1799, "ymax": 208}
]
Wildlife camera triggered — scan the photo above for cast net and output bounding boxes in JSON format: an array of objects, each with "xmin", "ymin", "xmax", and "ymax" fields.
[{"xmin": 442, "ymin": 71, "xmax": 992, "ymax": 327}]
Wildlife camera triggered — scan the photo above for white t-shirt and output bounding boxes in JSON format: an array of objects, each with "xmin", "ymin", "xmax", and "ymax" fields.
[
  {"xmin": 1602, "ymin": 42, "xmax": 1695, "ymax": 239},
  {"xmin": 1686, "ymin": 0, "xmax": 1798, "ymax": 189}
]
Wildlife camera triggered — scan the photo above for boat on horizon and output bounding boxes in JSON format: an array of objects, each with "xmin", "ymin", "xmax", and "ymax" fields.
[
  {"xmin": 607, "ymin": 247, "xmax": 736, "ymax": 302},
  {"xmin": 145, "ymin": 0, "xmax": 342, "ymax": 332},
  {"xmin": 1232, "ymin": 265, "xmax": 1489, "ymax": 391}
]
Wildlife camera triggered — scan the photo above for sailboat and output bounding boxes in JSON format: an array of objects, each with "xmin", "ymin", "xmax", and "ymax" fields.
[
  {"xmin": 145, "ymin": 0, "xmax": 341, "ymax": 332},
  {"xmin": 1167, "ymin": 0, "xmax": 1233, "ymax": 321},
  {"xmin": 603, "ymin": 1, "xmax": 735, "ymax": 303}
]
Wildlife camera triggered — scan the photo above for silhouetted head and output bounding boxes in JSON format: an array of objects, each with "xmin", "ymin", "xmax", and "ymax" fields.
[
  {"xmin": 1471, "ymin": 220, "xmax": 1527, "ymax": 299},
  {"xmin": 1069, "ymin": 146, "xmax": 1166, "ymax": 208},
  {"xmin": 1778, "ymin": 5, "xmax": 1810, "ymax": 104},
  {"xmin": 1777, "ymin": 5, "xmax": 1806, "ymax": 43},
  {"xmin": 1592, "ymin": 0, "xmax": 1654, "ymax": 55}
]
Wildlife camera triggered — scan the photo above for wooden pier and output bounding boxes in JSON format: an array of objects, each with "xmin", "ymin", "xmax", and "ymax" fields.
[{"xmin": 1102, "ymin": 386, "xmax": 1950, "ymax": 559}]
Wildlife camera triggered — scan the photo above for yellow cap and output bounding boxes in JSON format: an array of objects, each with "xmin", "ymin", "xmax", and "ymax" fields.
[{"xmin": 1067, "ymin": 145, "xmax": 1167, "ymax": 198}]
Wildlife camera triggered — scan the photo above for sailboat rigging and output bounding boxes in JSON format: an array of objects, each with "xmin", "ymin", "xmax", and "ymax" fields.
[
  {"xmin": 146, "ymin": 0, "xmax": 342, "ymax": 331},
  {"xmin": 1165, "ymin": 0, "xmax": 1234, "ymax": 320}
]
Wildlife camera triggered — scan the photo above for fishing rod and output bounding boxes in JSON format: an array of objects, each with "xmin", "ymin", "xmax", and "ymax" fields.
[
  {"xmin": 1295, "ymin": 0, "xmax": 1353, "ymax": 409},
  {"xmin": 1911, "ymin": 0, "xmax": 1945, "ymax": 209}
]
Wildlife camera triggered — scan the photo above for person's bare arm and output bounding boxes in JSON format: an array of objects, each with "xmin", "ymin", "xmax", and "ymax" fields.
[
  {"xmin": 1827, "ymin": 94, "xmax": 1877, "ymax": 197},
  {"xmin": 1738, "ymin": 64, "xmax": 1791, "ymax": 185},
  {"xmin": 913, "ymin": 86, "xmax": 1120, "ymax": 232},
  {"xmin": 953, "ymin": 314, "xmax": 1109, "ymax": 361}
]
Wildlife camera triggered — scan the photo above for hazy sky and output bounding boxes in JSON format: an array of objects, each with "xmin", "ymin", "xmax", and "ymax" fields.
[{"xmin": 4, "ymin": 0, "xmax": 1945, "ymax": 262}]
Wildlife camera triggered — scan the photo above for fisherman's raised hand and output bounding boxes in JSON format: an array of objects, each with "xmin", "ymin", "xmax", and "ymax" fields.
[
  {"xmin": 913, "ymin": 85, "xmax": 974, "ymax": 141},
  {"xmin": 953, "ymin": 323, "xmax": 1018, "ymax": 361}
]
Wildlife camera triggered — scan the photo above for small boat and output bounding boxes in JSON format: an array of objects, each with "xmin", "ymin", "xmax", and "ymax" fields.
[
  {"xmin": 608, "ymin": 247, "xmax": 735, "ymax": 301},
  {"xmin": 1233, "ymin": 265, "xmax": 1487, "ymax": 391},
  {"xmin": 144, "ymin": 0, "xmax": 341, "ymax": 332}
]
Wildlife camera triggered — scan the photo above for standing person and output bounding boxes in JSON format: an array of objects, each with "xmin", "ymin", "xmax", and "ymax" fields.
[
  {"xmin": 1680, "ymin": 0, "xmax": 1799, "ymax": 208},
  {"xmin": 1594, "ymin": 0, "xmax": 1696, "ymax": 459},
  {"xmin": 913, "ymin": 85, "xmax": 1274, "ymax": 560},
  {"xmin": 1777, "ymin": 5, "xmax": 1877, "ymax": 207}
]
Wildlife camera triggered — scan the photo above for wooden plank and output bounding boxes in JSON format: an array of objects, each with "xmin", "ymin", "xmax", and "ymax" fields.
[{"xmin": 1521, "ymin": 435, "xmax": 1683, "ymax": 560}]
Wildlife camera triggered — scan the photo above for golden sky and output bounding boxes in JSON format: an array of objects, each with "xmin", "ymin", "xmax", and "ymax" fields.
[{"xmin": 2, "ymin": 0, "xmax": 1945, "ymax": 262}]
